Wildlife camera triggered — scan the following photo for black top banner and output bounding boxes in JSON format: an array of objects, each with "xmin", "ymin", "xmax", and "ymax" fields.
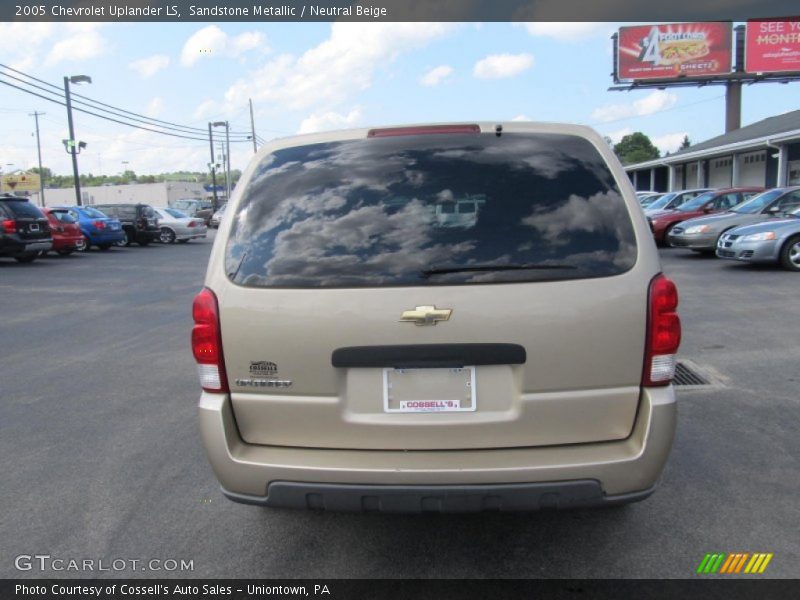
[{"xmin": 4, "ymin": 0, "xmax": 800, "ymax": 22}]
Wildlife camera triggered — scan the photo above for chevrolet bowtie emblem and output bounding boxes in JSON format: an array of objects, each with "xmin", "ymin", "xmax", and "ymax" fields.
[{"xmin": 399, "ymin": 305, "xmax": 452, "ymax": 326}]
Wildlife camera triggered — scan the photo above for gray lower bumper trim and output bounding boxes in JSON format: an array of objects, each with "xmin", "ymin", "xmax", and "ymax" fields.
[{"xmin": 221, "ymin": 481, "xmax": 655, "ymax": 513}]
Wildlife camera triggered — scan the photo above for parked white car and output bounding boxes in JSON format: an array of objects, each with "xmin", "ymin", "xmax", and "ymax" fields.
[{"xmin": 152, "ymin": 207, "xmax": 207, "ymax": 244}]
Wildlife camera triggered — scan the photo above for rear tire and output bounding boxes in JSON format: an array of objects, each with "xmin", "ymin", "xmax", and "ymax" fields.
[
  {"xmin": 15, "ymin": 253, "xmax": 37, "ymax": 263},
  {"xmin": 138, "ymin": 237, "xmax": 150, "ymax": 246},
  {"xmin": 81, "ymin": 236, "xmax": 91, "ymax": 251},
  {"xmin": 177, "ymin": 239, "xmax": 189, "ymax": 244},
  {"xmin": 159, "ymin": 228, "xmax": 176, "ymax": 244},
  {"xmin": 98, "ymin": 244, "xmax": 112, "ymax": 251},
  {"xmin": 779, "ymin": 235, "xmax": 800, "ymax": 271},
  {"xmin": 120, "ymin": 229, "xmax": 132, "ymax": 247},
  {"xmin": 57, "ymin": 249, "xmax": 74, "ymax": 256}
]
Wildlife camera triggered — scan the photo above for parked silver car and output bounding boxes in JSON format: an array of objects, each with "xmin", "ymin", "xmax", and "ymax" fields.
[
  {"xmin": 717, "ymin": 206, "xmax": 800, "ymax": 271},
  {"xmin": 152, "ymin": 207, "xmax": 207, "ymax": 244},
  {"xmin": 209, "ymin": 203, "xmax": 227, "ymax": 229},
  {"xmin": 668, "ymin": 187, "xmax": 800, "ymax": 253}
]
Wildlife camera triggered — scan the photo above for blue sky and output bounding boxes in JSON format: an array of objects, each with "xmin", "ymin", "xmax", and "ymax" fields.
[{"xmin": 1, "ymin": 21, "xmax": 797, "ymax": 177}]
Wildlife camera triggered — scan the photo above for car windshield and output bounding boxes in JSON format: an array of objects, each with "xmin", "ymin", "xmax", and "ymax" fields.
[
  {"xmin": 731, "ymin": 189, "xmax": 784, "ymax": 214},
  {"xmin": 639, "ymin": 194, "xmax": 662, "ymax": 207},
  {"xmin": 645, "ymin": 193, "xmax": 676, "ymax": 211},
  {"xmin": 83, "ymin": 207, "xmax": 107, "ymax": 218},
  {"xmin": 226, "ymin": 132, "xmax": 637, "ymax": 288},
  {"xmin": 678, "ymin": 192, "xmax": 716, "ymax": 212},
  {"xmin": 165, "ymin": 208, "xmax": 187, "ymax": 218}
]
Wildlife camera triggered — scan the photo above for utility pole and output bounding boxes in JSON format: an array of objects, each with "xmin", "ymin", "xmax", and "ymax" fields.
[
  {"xmin": 249, "ymin": 98, "xmax": 258, "ymax": 153},
  {"xmin": 224, "ymin": 121, "xmax": 231, "ymax": 203},
  {"xmin": 29, "ymin": 111, "xmax": 46, "ymax": 206},
  {"xmin": 207, "ymin": 123, "xmax": 219, "ymax": 212},
  {"xmin": 64, "ymin": 77, "xmax": 81, "ymax": 205}
]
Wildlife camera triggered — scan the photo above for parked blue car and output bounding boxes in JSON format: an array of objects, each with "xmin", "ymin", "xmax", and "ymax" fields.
[{"xmin": 55, "ymin": 205, "xmax": 125, "ymax": 250}]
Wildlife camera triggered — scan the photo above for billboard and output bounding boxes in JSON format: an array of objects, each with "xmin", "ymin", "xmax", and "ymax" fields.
[
  {"xmin": 0, "ymin": 172, "xmax": 41, "ymax": 192},
  {"xmin": 617, "ymin": 22, "xmax": 733, "ymax": 81},
  {"xmin": 745, "ymin": 19, "xmax": 800, "ymax": 74}
]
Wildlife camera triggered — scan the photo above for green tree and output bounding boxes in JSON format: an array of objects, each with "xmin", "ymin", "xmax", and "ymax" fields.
[
  {"xmin": 679, "ymin": 135, "xmax": 691, "ymax": 150},
  {"xmin": 613, "ymin": 132, "xmax": 660, "ymax": 165}
]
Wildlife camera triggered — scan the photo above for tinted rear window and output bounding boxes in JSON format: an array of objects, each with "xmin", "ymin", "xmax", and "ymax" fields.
[
  {"xmin": 226, "ymin": 132, "xmax": 637, "ymax": 288},
  {"xmin": 2, "ymin": 199, "xmax": 45, "ymax": 218},
  {"xmin": 84, "ymin": 207, "xmax": 109, "ymax": 218},
  {"xmin": 50, "ymin": 210, "xmax": 77, "ymax": 223}
]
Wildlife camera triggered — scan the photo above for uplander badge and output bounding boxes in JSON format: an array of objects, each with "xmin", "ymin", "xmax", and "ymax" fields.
[{"xmin": 236, "ymin": 361, "xmax": 293, "ymax": 388}]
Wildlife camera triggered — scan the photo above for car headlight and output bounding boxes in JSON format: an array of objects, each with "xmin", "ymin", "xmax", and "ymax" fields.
[
  {"xmin": 742, "ymin": 231, "xmax": 776, "ymax": 242},
  {"xmin": 684, "ymin": 225, "xmax": 711, "ymax": 234}
]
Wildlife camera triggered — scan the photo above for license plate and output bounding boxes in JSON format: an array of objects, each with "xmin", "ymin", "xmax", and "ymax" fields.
[
  {"xmin": 110, "ymin": 223, "xmax": 120, "ymax": 230},
  {"xmin": 383, "ymin": 367, "xmax": 476, "ymax": 413}
]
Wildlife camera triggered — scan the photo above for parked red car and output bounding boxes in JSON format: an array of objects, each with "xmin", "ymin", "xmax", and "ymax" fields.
[
  {"xmin": 41, "ymin": 207, "xmax": 85, "ymax": 255},
  {"xmin": 648, "ymin": 187, "xmax": 764, "ymax": 245}
]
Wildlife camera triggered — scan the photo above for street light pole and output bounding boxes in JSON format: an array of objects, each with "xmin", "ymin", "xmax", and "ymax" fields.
[
  {"xmin": 207, "ymin": 123, "xmax": 219, "ymax": 212},
  {"xmin": 29, "ymin": 111, "xmax": 46, "ymax": 206},
  {"xmin": 63, "ymin": 75, "xmax": 91, "ymax": 206}
]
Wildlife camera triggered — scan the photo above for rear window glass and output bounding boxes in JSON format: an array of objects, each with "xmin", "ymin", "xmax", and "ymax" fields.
[
  {"xmin": 164, "ymin": 208, "xmax": 186, "ymax": 218},
  {"xmin": 226, "ymin": 132, "xmax": 637, "ymax": 288},
  {"xmin": 84, "ymin": 207, "xmax": 108, "ymax": 218},
  {"xmin": 2, "ymin": 199, "xmax": 45, "ymax": 218},
  {"xmin": 50, "ymin": 210, "xmax": 77, "ymax": 223}
]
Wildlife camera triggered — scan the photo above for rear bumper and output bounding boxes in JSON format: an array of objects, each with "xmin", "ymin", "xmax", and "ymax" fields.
[
  {"xmin": 223, "ymin": 481, "xmax": 655, "ymax": 512},
  {"xmin": 1, "ymin": 239, "xmax": 52, "ymax": 255},
  {"xmin": 199, "ymin": 386, "xmax": 677, "ymax": 511}
]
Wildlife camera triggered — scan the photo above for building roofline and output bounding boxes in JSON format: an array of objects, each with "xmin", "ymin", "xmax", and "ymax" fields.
[{"xmin": 624, "ymin": 127, "xmax": 800, "ymax": 171}]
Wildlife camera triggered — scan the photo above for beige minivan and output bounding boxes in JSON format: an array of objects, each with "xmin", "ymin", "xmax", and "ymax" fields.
[{"xmin": 193, "ymin": 122, "xmax": 681, "ymax": 512}]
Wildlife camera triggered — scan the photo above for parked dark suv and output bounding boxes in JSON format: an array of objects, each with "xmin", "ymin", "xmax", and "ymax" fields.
[
  {"xmin": 93, "ymin": 203, "xmax": 160, "ymax": 246},
  {"xmin": 0, "ymin": 194, "xmax": 52, "ymax": 263}
]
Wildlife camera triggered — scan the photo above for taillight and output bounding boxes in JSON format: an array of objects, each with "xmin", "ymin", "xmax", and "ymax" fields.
[
  {"xmin": 192, "ymin": 288, "xmax": 228, "ymax": 393},
  {"xmin": 3, "ymin": 219, "xmax": 16, "ymax": 234},
  {"xmin": 93, "ymin": 220, "xmax": 106, "ymax": 230},
  {"xmin": 188, "ymin": 221, "xmax": 196, "ymax": 228},
  {"xmin": 643, "ymin": 274, "xmax": 681, "ymax": 386}
]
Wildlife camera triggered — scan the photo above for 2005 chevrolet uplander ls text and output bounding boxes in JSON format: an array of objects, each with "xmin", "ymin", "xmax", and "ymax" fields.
[{"xmin": 193, "ymin": 122, "xmax": 681, "ymax": 513}]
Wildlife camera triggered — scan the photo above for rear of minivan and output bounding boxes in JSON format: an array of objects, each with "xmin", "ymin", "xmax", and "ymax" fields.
[{"xmin": 195, "ymin": 122, "xmax": 680, "ymax": 512}]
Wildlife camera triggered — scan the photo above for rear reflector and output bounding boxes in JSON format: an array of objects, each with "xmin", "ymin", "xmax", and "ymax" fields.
[
  {"xmin": 191, "ymin": 287, "xmax": 229, "ymax": 393},
  {"xmin": 367, "ymin": 124, "xmax": 481, "ymax": 138},
  {"xmin": 643, "ymin": 274, "xmax": 681, "ymax": 386}
]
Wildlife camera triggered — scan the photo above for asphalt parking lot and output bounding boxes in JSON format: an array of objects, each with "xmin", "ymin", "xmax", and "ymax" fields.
[{"xmin": 1, "ymin": 234, "xmax": 798, "ymax": 579}]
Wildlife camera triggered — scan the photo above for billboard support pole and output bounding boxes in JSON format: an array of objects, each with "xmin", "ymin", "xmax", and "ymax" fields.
[{"xmin": 725, "ymin": 82, "xmax": 742, "ymax": 133}]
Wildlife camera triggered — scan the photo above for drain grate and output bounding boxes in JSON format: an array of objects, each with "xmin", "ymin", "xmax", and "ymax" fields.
[{"xmin": 673, "ymin": 361, "xmax": 710, "ymax": 386}]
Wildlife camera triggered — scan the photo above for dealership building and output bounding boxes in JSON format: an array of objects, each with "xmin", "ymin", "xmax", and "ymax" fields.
[{"xmin": 625, "ymin": 109, "xmax": 800, "ymax": 192}]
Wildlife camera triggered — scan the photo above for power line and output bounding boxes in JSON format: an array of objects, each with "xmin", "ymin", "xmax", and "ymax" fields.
[
  {"xmin": 0, "ymin": 77, "xmax": 257, "ymax": 144},
  {"xmin": 0, "ymin": 63, "xmax": 256, "ymax": 138}
]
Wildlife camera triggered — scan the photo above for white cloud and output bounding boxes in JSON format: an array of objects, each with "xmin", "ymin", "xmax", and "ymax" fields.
[
  {"xmin": 129, "ymin": 54, "xmax": 170, "ymax": 78},
  {"xmin": 223, "ymin": 23, "xmax": 455, "ymax": 113},
  {"xmin": 298, "ymin": 108, "xmax": 363, "ymax": 134},
  {"xmin": 605, "ymin": 127, "xmax": 632, "ymax": 144},
  {"xmin": 653, "ymin": 132, "xmax": 688, "ymax": 155},
  {"xmin": 145, "ymin": 97, "xmax": 164, "ymax": 118},
  {"xmin": 518, "ymin": 22, "xmax": 607, "ymax": 41},
  {"xmin": 591, "ymin": 91, "xmax": 678, "ymax": 123},
  {"xmin": 193, "ymin": 99, "xmax": 219, "ymax": 120},
  {"xmin": 512, "ymin": 115, "xmax": 532, "ymax": 122},
  {"xmin": 473, "ymin": 53, "xmax": 534, "ymax": 79},
  {"xmin": 44, "ymin": 25, "xmax": 107, "ymax": 66},
  {"xmin": 420, "ymin": 65, "xmax": 453, "ymax": 87},
  {"xmin": 181, "ymin": 26, "xmax": 267, "ymax": 67}
]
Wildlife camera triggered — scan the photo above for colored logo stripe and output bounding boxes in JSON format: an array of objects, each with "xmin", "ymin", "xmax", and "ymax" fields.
[{"xmin": 697, "ymin": 553, "xmax": 773, "ymax": 574}]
